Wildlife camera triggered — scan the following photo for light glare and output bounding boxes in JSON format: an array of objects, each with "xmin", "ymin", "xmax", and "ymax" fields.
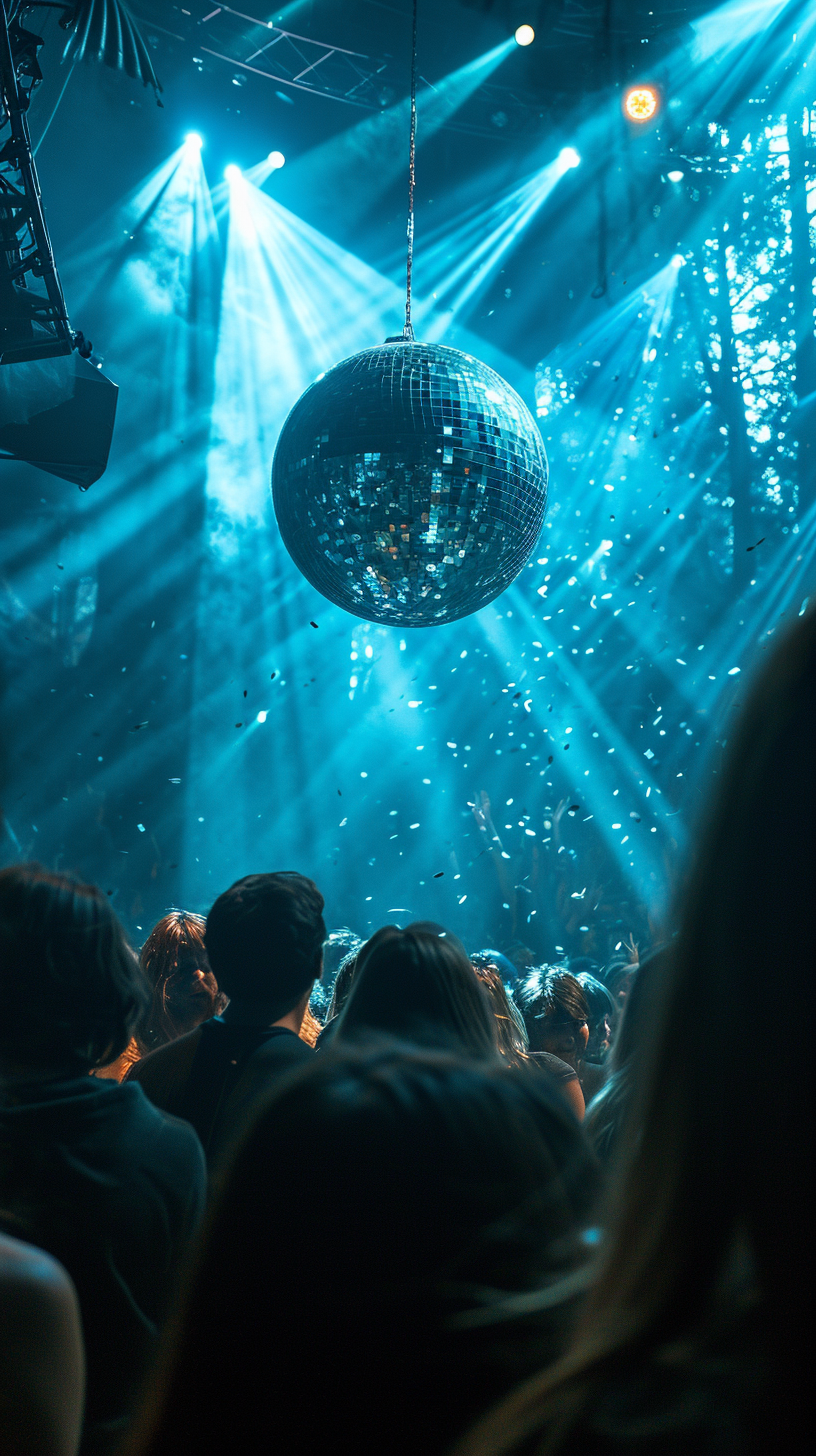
[
  {"xmin": 184, "ymin": 132, "xmax": 203, "ymax": 150},
  {"xmin": 268, "ymin": 150, "xmax": 286, "ymax": 170},
  {"xmin": 559, "ymin": 147, "xmax": 581, "ymax": 170},
  {"xmin": 224, "ymin": 163, "xmax": 242, "ymax": 182},
  {"xmin": 671, "ymin": 254, "xmax": 686, "ymax": 268},
  {"xmin": 624, "ymin": 85, "xmax": 659, "ymax": 122},
  {"xmin": 514, "ymin": 24, "xmax": 535, "ymax": 46}
]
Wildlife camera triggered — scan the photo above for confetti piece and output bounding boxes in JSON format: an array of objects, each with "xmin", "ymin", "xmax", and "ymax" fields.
[
  {"xmin": 137, "ymin": 824, "xmax": 145, "ymax": 832},
  {"xmin": 129, "ymin": 722, "xmax": 149, "ymax": 732},
  {"xmin": 433, "ymin": 871, "xmax": 444, "ymax": 878},
  {"xmin": 310, "ymin": 620, "xmax": 319, "ymax": 628}
]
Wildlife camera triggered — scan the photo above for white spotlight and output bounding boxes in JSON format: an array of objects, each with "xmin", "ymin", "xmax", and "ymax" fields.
[
  {"xmin": 671, "ymin": 254, "xmax": 686, "ymax": 268},
  {"xmin": 559, "ymin": 146, "xmax": 581, "ymax": 170},
  {"xmin": 667, "ymin": 169, "xmax": 685, "ymax": 182},
  {"xmin": 268, "ymin": 150, "xmax": 286, "ymax": 170},
  {"xmin": 184, "ymin": 132, "xmax": 203, "ymax": 150},
  {"xmin": 224, "ymin": 163, "xmax": 242, "ymax": 182},
  {"xmin": 514, "ymin": 24, "xmax": 535, "ymax": 46}
]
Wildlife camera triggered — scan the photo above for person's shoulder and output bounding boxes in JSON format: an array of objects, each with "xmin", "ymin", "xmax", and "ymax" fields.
[
  {"xmin": 113, "ymin": 1082, "xmax": 207, "ymax": 1196},
  {"xmin": 125, "ymin": 1024, "xmax": 205, "ymax": 1113},
  {"xmin": 0, "ymin": 1232, "xmax": 79, "ymax": 1326},
  {"xmin": 530, "ymin": 1051, "xmax": 579, "ymax": 1082},
  {"xmin": 0, "ymin": 1232, "xmax": 72, "ymax": 1291},
  {"xmin": 264, "ymin": 1027, "xmax": 315, "ymax": 1059},
  {"xmin": 126, "ymin": 1025, "xmax": 203, "ymax": 1085}
]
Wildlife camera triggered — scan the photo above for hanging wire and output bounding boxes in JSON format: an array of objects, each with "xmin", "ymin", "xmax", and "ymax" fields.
[
  {"xmin": 403, "ymin": 0, "xmax": 418, "ymax": 340},
  {"xmin": 33, "ymin": 56, "xmax": 77, "ymax": 157}
]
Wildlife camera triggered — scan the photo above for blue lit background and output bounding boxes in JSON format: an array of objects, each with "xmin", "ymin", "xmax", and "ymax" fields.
[{"xmin": 1, "ymin": 0, "xmax": 813, "ymax": 957}]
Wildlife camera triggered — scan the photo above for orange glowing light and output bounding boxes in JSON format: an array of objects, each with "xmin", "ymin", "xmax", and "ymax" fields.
[{"xmin": 624, "ymin": 85, "xmax": 658, "ymax": 122}]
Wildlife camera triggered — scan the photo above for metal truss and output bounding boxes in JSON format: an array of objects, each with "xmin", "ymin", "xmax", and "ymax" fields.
[
  {"xmin": 193, "ymin": 3, "xmax": 394, "ymax": 108},
  {"xmin": 0, "ymin": 1, "xmax": 74, "ymax": 364}
]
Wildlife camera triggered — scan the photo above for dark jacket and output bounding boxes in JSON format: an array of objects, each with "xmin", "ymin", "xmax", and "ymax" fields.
[
  {"xmin": 0, "ymin": 1074, "xmax": 206, "ymax": 1455},
  {"xmin": 127, "ymin": 1018, "xmax": 314, "ymax": 1167}
]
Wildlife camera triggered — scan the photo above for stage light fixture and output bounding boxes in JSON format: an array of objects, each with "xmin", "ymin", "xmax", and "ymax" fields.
[
  {"xmin": 224, "ymin": 163, "xmax": 242, "ymax": 181},
  {"xmin": 558, "ymin": 147, "xmax": 581, "ymax": 170},
  {"xmin": 667, "ymin": 168, "xmax": 684, "ymax": 182},
  {"xmin": 514, "ymin": 24, "xmax": 535, "ymax": 46},
  {"xmin": 624, "ymin": 85, "xmax": 659, "ymax": 122},
  {"xmin": 184, "ymin": 131, "xmax": 203, "ymax": 150},
  {"xmin": 267, "ymin": 150, "xmax": 286, "ymax": 169}
]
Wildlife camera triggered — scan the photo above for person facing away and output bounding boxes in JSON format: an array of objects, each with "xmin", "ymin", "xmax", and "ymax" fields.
[
  {"xmin": 126, "ymin": 871, "xmax": 324, "ymax": 1166},
  {"xmin": 583, "ymin": 946, "xmax": 672, "ymax": 1168},
  {"xmin": 517, "ymin": 968, "xmax": 591, "ymax": 1120},
  {"xmin": 470, "ymin": 954, "xmax": 530, "ymax": 1068},
  {"xmin": 95, "ymin": 910, "xmax": 227, "ymax": 1083},
  {"xmin": 0, "ymin": 866, "xmax": 206, "ymax": 1456},
  {"xmin": 335, "ymin": 922, "xmax": 498, "ymax": 1059},
  {"xmin": 456, "ymin": 604, "xmax": 816, "ymax": 1456},
  {"xmin": 0, "ymin": 1230, "xmax": 85, "ymax": 1456},
  {"xmin": 126, "ymin": 1042, "xmax": 601, "ymax": 1456}
]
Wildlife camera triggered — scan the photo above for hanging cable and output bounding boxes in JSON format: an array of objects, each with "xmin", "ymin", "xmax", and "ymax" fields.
[{"xmin": 403, "ymin": 0, "xmax": 418, "ymax": 340}]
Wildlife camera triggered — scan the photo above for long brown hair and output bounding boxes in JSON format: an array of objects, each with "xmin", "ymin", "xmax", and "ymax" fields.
[
  {"xmin": 470, "ymin": 959, "xmax": 529, "ymax": 1068},
  {"xmin": 137, "ymin": 911, "xmax": 224, "ymax": 1053},
  {"xmin": 460, "ymin": 606, "xmax": 816, "ymax": 1454}
]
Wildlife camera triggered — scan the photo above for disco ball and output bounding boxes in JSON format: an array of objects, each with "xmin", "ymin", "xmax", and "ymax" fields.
[{"xmin": 271, "ymin": 340, "xmax": 548, "ymax": 627}]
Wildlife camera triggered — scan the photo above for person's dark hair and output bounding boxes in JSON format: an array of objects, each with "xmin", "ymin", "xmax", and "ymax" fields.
[
  {"xmin": 326, "ymin": 947, "xmax": 359, "ymax": 1020},
  {"xmin": 470, "ymin": 958, "xmax": 529, "ymax": 1067},
  {"xmin": 136, "ymin": 911, "xmax": 227, "ymax": 1054},
  {"xmin": 128, "ymin": 1042, "xmax": 600, "ymax": 1456},
  {"xmin": 471, "ymin": 948, "xmax": 520, "ymax": 987},
  {"xmin": 566, "ymin": 956, "xmax": 601, "ymax": 978},
  {"xmin": 459, "ymin": 607, "xmax": 816, "ymax": 1455},
  {"xmin": 518, "ymin": 968, "xmax": 590, "ymax": 1057},
  {"xmin": 337, "ymin": 924, "xmax": 497, "ymax": 1058},
  {"xmin": 0, "ymin": 864, "xmax": 147, "ymax": 1072},
  {"xmin": 573, "ymin": 973, "xmax": 615, "ymax": 1064},
  {"xmin": 204, "ymin": 873, "xmax": 325, "ymax": 1021}
]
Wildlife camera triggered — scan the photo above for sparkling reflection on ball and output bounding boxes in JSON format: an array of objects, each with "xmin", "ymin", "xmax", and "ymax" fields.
[{"xmin": 271, "ymin": 341, "xmax": 548, "ymax": 626}]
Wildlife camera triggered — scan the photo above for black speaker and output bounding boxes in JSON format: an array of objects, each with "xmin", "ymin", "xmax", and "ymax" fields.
[{"xmin": 0, "ymin": 350, "xmax": 118, "ymax": 489}]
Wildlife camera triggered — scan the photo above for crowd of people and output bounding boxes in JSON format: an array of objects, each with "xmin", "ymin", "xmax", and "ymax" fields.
[{"xmin": 0, "ymin": 606, "xmax": 812, "ymax": 1456}]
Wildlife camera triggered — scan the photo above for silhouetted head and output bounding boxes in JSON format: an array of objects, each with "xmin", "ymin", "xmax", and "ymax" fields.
[
  {"xmin": 0, "ymin": 864, "xmax": 146, "ymax": 1074},
  {"xmin": 337, "ymin": 923, "xmax": 497, "ymax": 1058},
  {"xmin": 205, "ymin": 872, "xmax": 325, "ymax": 1024},
  {"xmin": 133, "ymin": 1042, "xmax": 599, "ymax": 1456}
]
